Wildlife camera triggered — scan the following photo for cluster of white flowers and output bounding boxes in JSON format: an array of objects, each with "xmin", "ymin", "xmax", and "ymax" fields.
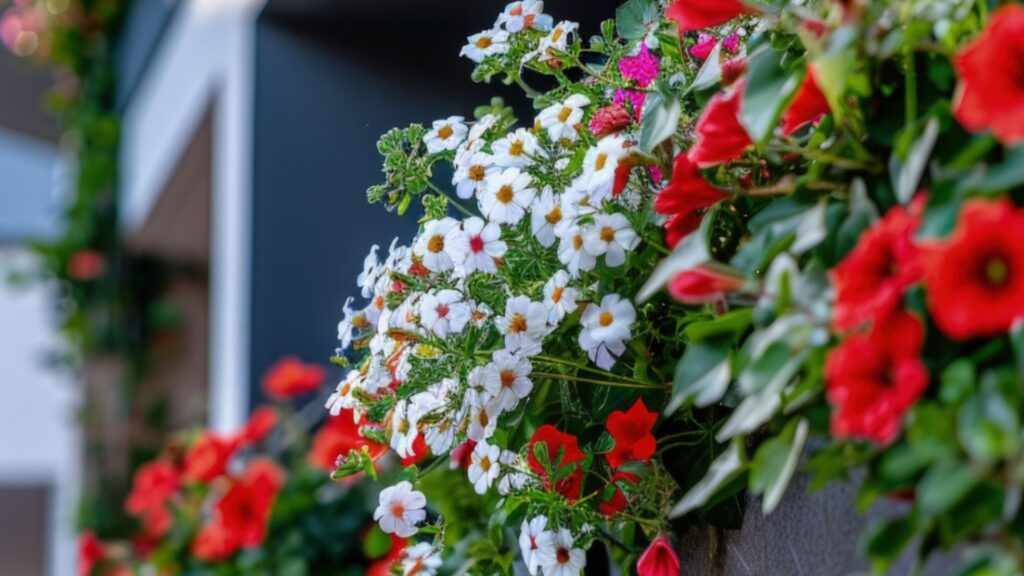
[
  {"xmin": 460, "ymin": 1, "xmax": 582, "ymax": 68},
  {"xmin": 331, "ymin": 2, "xmax": 658, "ymax": 571},
  {"xmin": 519, "ymin": 516, "xmax": 587, "ymax": 576}
]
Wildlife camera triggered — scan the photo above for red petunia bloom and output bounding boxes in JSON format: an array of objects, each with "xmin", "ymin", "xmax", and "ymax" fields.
[
  {"xmin": 183, "ymin": 431, "xmax": 239, "ymax": 483},
  {"xmin": 923, "ymin": 199, "xmax": 1024, "ymax": 340},
  {"xmin": 952, "ymin": 4, "xmax": 1024, "ymax": 145},
  {"xmin": 654, "ymin": 153, "xmax": 730, "ymax": 247},
  {"xmin": 589, "ymin": 105, "xmax": 632, "ymax": 137},
  {"xmin": 309, "ymin": 409, "xmax": 388, "ymax": 473},
  {"xmin": 605, "ymin": 399, "xmax": 658, "ymax": 468},
  {"xmin": 241, "ymin": 405, "xmax": 278, "ymax": 444},
  {"xmin": 449, "ymin": 439, "xmax": 476, "ymax": 470},
  {"xmin": 687, "ymin": 84, "xmax": 752, "ymax": 167},
  {"xmin": 215, "ymin": 458, "xmax": 285, "ymax": 549},
  {"xmin": 191, "ymin": 519, "xmax": 237, "ymax": 562},
  {"xmin": 637, "ymin": 534, "xmax": 681, "ymax": 576},
  {"xmin": 597, "ymin": 471, "xmax": 639, "ymax": 517},
  {"xmin": 125, "ymin": 459, "xmax": 179, "ymax": 537},
  {"xmin": 830, "ymin": 203, "xmax": 922, "ymax": 332},
  {"xmin": 665, "ymin": 0, "xmax": 754, "ymax": 33},
  {"xmin": 68, "ymin": 250, "xmax": 106, "ymax": 281},
  {"xmin": 260, "ymin": 356, "xmax": 326, "ymax": 399},
  {"xmin": 78, "ymin": 531, "xmax": 106, "ymax": 576},
  {"xmin": 668, "ymin": 265, "xmax": 745, "ymax": 304},
  {"xmin": 825, "ymin": 310, "xmax": 929, "ymax": 445},
  {"xmin": 781, "ymin": 68, "xmax": 831, "ymax": 135},
  {"xmin": 527, "ymin": 425, "xmax": 585, "ymax": 502}
]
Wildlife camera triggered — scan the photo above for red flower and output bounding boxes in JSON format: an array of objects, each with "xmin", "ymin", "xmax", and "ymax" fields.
[
  {"xmin": 688, "ymin": 85, "xmax": 751, "ymax": 167},
  {"xmin": 125, "ymin": 459, "xmax": 179, "ymax": 537},
  {"xmin": 309, "ymin": 410, "xmax": 388, "ymax": 473},
  {"xmin": 781, "ymin": 68, "xmax": 831, "ymax": 135},
  {"xmin": 183, "ymin": 431, "xmax": 239, "ymax": 483},
  {"xmin": 923, "ymin": 199, "xmax": 1024, "ymax": 340},
  {"xmin": 366, "ymin": 533, "xmax": 407, "ymax": 576},
  {"xmin": 605, "ymin": 399, "xmax": 658, "ymax": 468},
  {"xmin": 589, "ymin": 105, "xmax": 632, "ymax": 137},
  {"xmin": 665, "ymin": 0, "xmax": 754, "ymax": 33},
  {"xmin": 399, "ymin": 434, "xmax": 429, "ymax": 466},
  {"xmin": 449, "ymin": 439, "xmax": 476, "ymax": 470},
  {"xmin": 215, "ymin": 458, "xmax": 285, "ymax": 549},
  {"xmin": 78, "ymin": 532, "xmax": 106, "ymax": 576},
  {"xmin": 668, "ymin": 265, "xmax": 745, "ymax": 304},
  {"xmin": 260, "ymin": 356, "xmax": 326, "ymax": 399},
  {"xmin": 953, "ymin": 5, "xmax": 1024, "ymax": 145},
  {"xmin": 654, "ymin": 153, "xmax": 729, "ymax": 247},
  {"xmin": 825, "ymin": 310, "xmax": 929, "ymax": 445},
  {"xmin": 241, "ymin": 405, "xmax": 278, "ymax": 444},
  {"xmin": 527, "ymin": 425, "xmax": 585, "ymax": 502},
  {"xmin": 68, "ymin": 250, "xmax": 105, "ymax": 281},
  {"xmin": 192, "ymin": 519, "xmax": 237, "ymax": 562},
  {"xmin": 830, "ymin": 203, "xmax": 922, "ymax": 331},
  {"xmin": 637, "ymin": 534, "xmax": 681, "ymax": 576},
  {"xmin": 597, "ymin": 471, "xmax": 639, "ymax": 517}
]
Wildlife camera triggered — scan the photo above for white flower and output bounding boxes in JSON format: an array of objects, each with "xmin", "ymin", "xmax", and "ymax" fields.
[
  {"xmin": 452, "ymin": 151, "xmax": 497, "ymax": 199},
  {"xmin": 337, "ymin": 297, "xmax": 373, "ymax": 350},
  {"xmin": 536, "ymin": 528, "xmax": 586, "ymax": 576},
  {"xmin": 484, "ymin": 349, "xmax": 533, "ymax": 411},
  {"xmin": 390, "ymin": 400, "xmax": 421, "ymax": 459},
  {"xmin": 466, "ymin": 365, "xmax": 494, "ymax": 408},
  {"xmin": 495, "ymin": 296, "xmax": 549, "ymax": 355},
  {"xmin": 583, "ymin": 212, "xmax": 640, "ymax": 267},
  {"xmin": 374, "ymin": 481, "xmax": 427, "ymax": 538},
  {"xmin": 402, "ymin": 543, "xmax": 442, "ymax": 576},
  {"xmin": 557, "ymin": 224, "xmax": 597, "ymax": 278},
  {"xmin": 480, "ymin": 168, "xmax": 536, "ymax": 225},
  {"xmin": 497, "ymin": 1, "xmax": 552, "ymax": 32},
  {"xmin": 543, "ymin": 270, "xmax": 580, "ymax": 323},
  {"xmin": 529, "ymin": 20, "xmax": 578, "ymax": 63},
  {"xmin": 498, "ymin": 450, "xmax": 530, "ymax": 495},
  {"xmin": 469, "ymin": 301, "xmax": 493, "ymax": 327},
  {"xmin": 581, "ymin": 135, "xmax": 632, "ymax": 202},
  {"xmin": 467, "ymin": 398, "xmax": 501, "ymax": 442},
  {"xmin": 460, "ymin": 29, "xmax": 511, "ymax": 63},
  {"xmin": 453, "ymin": 216, "xmax": 507, "ymax": 275},
  {"xmin": 459, "ymin": 113, "xmax": 500, "ymax": 159},
  {"xmin": 414, "ymin": 218, "xmax": 465, "ymax": 272},
  {"xmin": 530, "ymin": 187, "xmax": 564, "ymax": 248},
  {"xmin": 491, "ymin": 129, "xmax": 540, "ymax": 168},
  {"xmin": 558, "ymin": 178, "xmax": 598, "ymax": 227},
  {"xmin": 579, "ymin": 294, "xmax": 635, "ymax": 370},
  {"xmin": 519, "ymin": 516, "xmax": 554, "ymax": 576},
  {"xmin": 418, "ymin": 289, "xmax": 471, "ymax": 338},
  {"xmin": 325, "ymin": 370, "xmax": 362, "ymax": 418},
  {"xmin": 357, "ymin": 245, "xmax": 381, "ymax": 299},
  {"xmin": 424, "ymin": 116, "xmax": 467, "ymax": 153},
  {"xmin": 537, "ymin": 94, "xmax": 590, "ymax": 142},
  {"xmin": 468, "ymin": 439, "xmax": 501, "ymax": 495}
]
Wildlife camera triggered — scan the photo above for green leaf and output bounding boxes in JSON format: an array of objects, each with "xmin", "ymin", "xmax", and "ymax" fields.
[
  {"xmin": 749, "ymin": 418, "xmax": 808, "ymax": 514},
  {"xmin": 918, "ymin": 459, "xmax": 980, "ymax": 517},
  {"xmin": 957, "ymin": 145, "xmax": 1024, "ymax": 196},
  {"xmin": 362, "ymin": 525, "xmax": 393, "ymax": 559},
  {"xmin": 637, "ymin": 216, "xmax": 712, "ymax": 302},
  {"xmin": 890, "ymin": 117, "xmax": 939, "ymax": 205},
  {"xmin": 862, "ymin": 516, "xmax": 915, "ymax": 572},
  {"xmin": 615, "ymin": 0, "xmax": 657, "ymax": 40},
  {"xmin": 687, "ymin": 41, "xmax": 722, "ymax": 94},
  {"xmin": 957, "ymin": 378, "xmax": 1019, "ymax": 464},
  {"xmin": 682, "ymin": 308, "xmax": 754, "ymax": 342},
  {"xmin": 638, "ymin": 85, "xmax": 682, "ymax": 153},
  {"xmin": 670, "ymin": 441, "xmax": 746, "ymax": 518},
  {"xmin": 739, "ymin": 48, "xmax": 802, "ymax": 146},
  {"xmin": 667, "ymin": 340, "xmax": 732, "ymax": 414},
  {"xmin": 811, "ymin": 27, "xmax": 857, "ymax": 122},
  {"xmin": 1012, "ymin": 321, "xmax": 1024, "ymax": 379}
]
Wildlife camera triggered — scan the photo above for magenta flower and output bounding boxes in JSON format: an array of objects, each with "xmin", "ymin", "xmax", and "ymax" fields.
[
  {"xmin": 618, "ymin": 44, "xmax": 659, "ymax": 88},
  {"xmin": 689, "ymin": 33, "xmax": 717, "ymax": 60},
  {"xmin": 723, "ymin": 32, "xmax": 741, "ymax": 53}
]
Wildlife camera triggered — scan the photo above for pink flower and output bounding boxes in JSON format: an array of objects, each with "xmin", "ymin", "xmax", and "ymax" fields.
[
  {"xmin": 637, "ymin": 534, "xmax": 680, "ymax": 576},
  {"xmin": 722, "ymin": 32, "xmax": 741, "ymax": 53},
  {"xmin": 689, "ymin": 33, "xmax": 717, "ymax": 60},
  {"xmin": 614, "ymin": 89, "xmax": 647, "ymax": 119},
  {"xmin": 618, "ymin": 44, "xmax": 660, "ymax": 88}
]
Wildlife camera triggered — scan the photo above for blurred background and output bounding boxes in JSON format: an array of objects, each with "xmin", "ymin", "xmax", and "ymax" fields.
[{"xmin": 0, "ymin": 1, "xmax": 612, "ymax": 574}]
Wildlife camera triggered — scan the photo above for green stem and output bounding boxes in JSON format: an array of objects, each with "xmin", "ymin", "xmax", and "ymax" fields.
[
  {"xmin": 426, "ymin": 181, "xmax": 473, "ymax": 218},
  {"xmin": 533, "ymin": 371, "xmax": 663, "ymax": 390},
  {"xmin": 903, "ymin": 46, "xmax": 918, "ymax": 131}
]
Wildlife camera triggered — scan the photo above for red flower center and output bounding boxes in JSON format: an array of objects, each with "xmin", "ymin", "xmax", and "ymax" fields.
[
  {"xmin": 469, "ymin": 235, "xmax": 485, "ymax": 253},
  {"xmin": 556, "ymin": 547, "xmax": 570, "ymax": 564},
  {"xmin": 436, "ymin": 304, "xmax": 450, "ymax": 318},
  {"xmin": 391, "ymin": 503, "xmax": 405, "ymax": 518}
]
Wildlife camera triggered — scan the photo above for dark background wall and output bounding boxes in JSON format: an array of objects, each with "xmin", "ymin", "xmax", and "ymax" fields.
[{"xmin": 248, "ymin": 0, "xmax": 617, "ymax": 406}]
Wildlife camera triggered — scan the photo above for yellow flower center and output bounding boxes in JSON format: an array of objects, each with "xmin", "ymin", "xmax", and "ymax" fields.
[
  {"xmin": 509, "ymin": 140, "xmax": 524, "ymax": 156},
  {"xmin": 427, "ymin": 235, "xmax": 445, "ymax": 253},
  {"xmin": 509, "ymin": 313, "xmax": 528, "ymax": 333},
  {"xmin": 599, "ymin": 311, "xmax": 614, "ymax": 327},
  {"xmin": 600, "ymin": 226, "xmax": 616, "ymax": 242},
  {"xmin": 476, "ymin": 36, "xmax": 492, "ymax": 49},
  {"xmin": 480, "ymin": 456, "xmax": 492, "ymax": 472},
  {"xmin": 594, "ymin": 152, "xmax": 608, "ymax": 171},
  {"xmin": 469, "ymin": 165, "xmax": 486, "ymax": 181},
  {"xmin": 437, "ymin": 125, "xmax": 454, "ymax": 139},
  {"xmin": 545, "ymin": 205, "xmax": 562, "ymax": 224},
  {"xmin": 497, "ymin": 185, "xmax": 515, "ymax": 204},
  {"xmin": 557, "ymin": 107, "xmax": 572, "ymax": 123}
]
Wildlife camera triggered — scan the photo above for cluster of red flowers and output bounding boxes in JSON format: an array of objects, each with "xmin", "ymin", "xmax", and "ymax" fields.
[
  {"xmin": 827, "ymin": 195, "xmax": 1024, "ymax": 444},
  {"xmin": 260, "ymin": 356, "xmax": 326, "ymax": 399}
]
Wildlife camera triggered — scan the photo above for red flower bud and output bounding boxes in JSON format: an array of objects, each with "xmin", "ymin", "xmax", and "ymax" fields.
[
  {"xmin": 589, "ymin": 105, "xmax": 632, "ymax": 137},
  {"xmin": 637, "ymin": 534, "xmax": 680, "ymax": 576},
  {"xmin": 668, "ymin": 265, "xmax": 745, "ymax": 304}
]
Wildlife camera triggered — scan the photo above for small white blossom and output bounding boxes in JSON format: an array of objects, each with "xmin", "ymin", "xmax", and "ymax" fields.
[
  {"xmin": 583, "ymin": 212, "xmax": 640, "ymax": 267},
  {"xmin": 419, "ymin": 289, "xmax": 471, "ymax": 338},
  {"xmin": 452, "ymin": 151, "xmax": 497, "ymax": 199},
  {"xmin": 497, "ymin": 0, "xmax": 552, "ymax": 33},
  {"xmin": 581, "ymin": 135, "xmax": 632, "ymax": 202},
  {"xmin": 495, "ymin": 296, "xmax": 549, "ymax": 355},
  {"xmin": 557, "ymin": 224, "xmax": 597, "ymax": 278},
  {"xmin": 325, "ymin": 370, "xmax": 362, "ymax": 418},
  {"xmin": 460, "ymin": 29, "xmax": 511, "ymax": 63},
  {"xmin": 374, "ymin": 481, "xmax": 427, "ymax": 538},
  {"xmin": 390, "ymin": 400, "xmax": 421, "ymax": 459},
  {"xmin": 530, "ymin": 187, "xmax": 564, "ymax": 248},
  {"xmin": 529, "ymin": 20, "xmax": 578, "ymax": 63},
  {"xmin": 519, "ymin": 516, "xmax": 555, "ymax": 576},
  {"xmin": 414, "ymin": 218, "xmax": 465, "ymax": 272},
  {"xmin": 484, "ymin": 349, "xmax": 533, "ymax": 411},
  {"xmin": 467, "ymin": 398, "xmax": 502, "ymax": 442},
  {"xmin": 579, "ymin": 294, "xmax": 635, "ymax": 370},
  {"xmin": 453, "ymin": 216, "xmax": 507, "ymax": 275},
  {"xmin": 468, "ymin": 439, "xmax": 501, "ymax": 494},
  {"xmin": 543, "ymin": 270, "xmax": 580, "ymax": 323},
  {"xmin": 357, "ymin": 245, "xmax": 381, "ymax": 299},
  {"xmin": 498, "ymin": 450, "xmax": 530, "ymax": 495},
  {"xmin": 537, "ymin": 93, "xmax": 590, "ymax": 142},
  {"xmin": 401, "ymin": 543, "xmax": 443, "ymax": 576},
  {"xmin": 423, "ymin": 116, "xmax": 467, "ymax": 153},
  {"xmin": 536, "ymin": 528, "xmax": 586, "ymax": 576},
  {"xmin": 480, "ymin": 168, "xmax": 537, "ymax": 225},
  {"xmin": 337, "ymin": 297, "xmax": 373, "ymax": 350},
  {"xmin": 491, "ymin": 129, "xmax": 540, "ymax": 168}
]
